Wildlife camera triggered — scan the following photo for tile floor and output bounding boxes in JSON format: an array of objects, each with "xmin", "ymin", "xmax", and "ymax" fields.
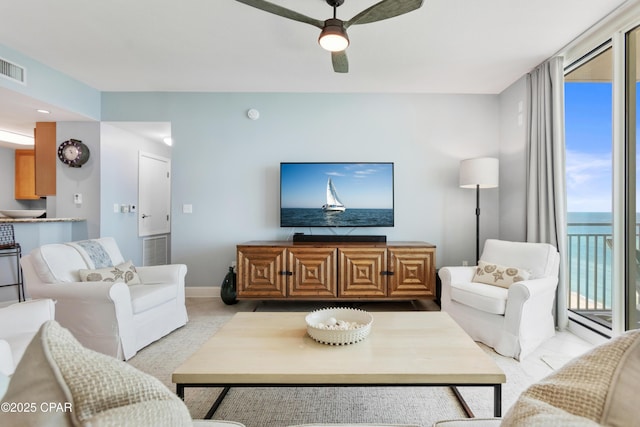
[{"xmin": 519, "ymin": 330, "xmax": 595, "ymax": 380}]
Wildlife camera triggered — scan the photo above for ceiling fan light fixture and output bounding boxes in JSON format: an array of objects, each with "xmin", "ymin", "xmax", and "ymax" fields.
[{"xmin": 318, "ymin": 18, "xmax": 349, "ymax": 52}]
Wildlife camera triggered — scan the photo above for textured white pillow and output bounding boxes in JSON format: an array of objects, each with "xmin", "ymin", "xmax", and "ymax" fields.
[
  {"xmin": 0, "ymin": 321, "xmax": 192, "ymax": 426},
  {"xmin": 78, "ymin": 260, "xmax": 141, "ymax": 285},
  {"xmin": 502, "ymin": 329, "xmax": 640, "ymax": 426},
  {"xmin": 472, "ymin": 261, "xmax": 530, "ymax": 288}
]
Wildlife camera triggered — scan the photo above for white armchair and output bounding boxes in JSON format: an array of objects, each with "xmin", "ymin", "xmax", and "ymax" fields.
[
  {"xmin": 438, "ymin": 239, "xmax": 559, "ymax": 360},
  {"xmin": 20, "ymin": 237, "xmax": 188, "ymax": 360},
  {"xmin": 0, "ymin": 298, "xmax": 55, "ymax": 376}
]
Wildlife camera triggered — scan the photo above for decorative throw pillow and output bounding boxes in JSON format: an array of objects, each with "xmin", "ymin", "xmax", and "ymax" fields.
[
  {"xmin": 472, "ymin": 261, "xmax": 530, "ymax": 288},
  {"xmin": 501, "ymin": 329, "xmax": 640, "ymax": 427},
  {"xmin": 0, "ymin": 320, "xmax": 192, "ymax": 426},
  {"xmin": 79, "ymin": 260, "xmax": 141, "ymax": 285}
]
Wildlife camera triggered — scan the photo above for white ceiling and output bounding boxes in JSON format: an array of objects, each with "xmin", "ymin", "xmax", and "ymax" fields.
[{"xmin": 0, "ymin": 0, "xmax": 631, "ymax": 145}]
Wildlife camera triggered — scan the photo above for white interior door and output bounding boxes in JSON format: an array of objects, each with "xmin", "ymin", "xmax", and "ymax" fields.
[{"xmin": 139, "ymin": 152, "xmax": 171, "ymax": 237}]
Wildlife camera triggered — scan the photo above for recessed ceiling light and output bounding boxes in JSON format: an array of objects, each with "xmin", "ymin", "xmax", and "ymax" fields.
[
  {"xmin": 36, "ymin": 109, "xmax": 50, "ymax": 114},
  {"xmin": 0, "ymin": 130, "xmax": 34, "ymax": 145}
]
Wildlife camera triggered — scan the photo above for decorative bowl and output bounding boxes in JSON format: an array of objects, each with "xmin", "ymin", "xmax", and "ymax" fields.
[
  {"xmin": 0, "ymin": 209, "xmax": 46, "ymax": 219},
  {"xmin": 305, "ymin": 307, "xmax": 373, "ymax": 345}
]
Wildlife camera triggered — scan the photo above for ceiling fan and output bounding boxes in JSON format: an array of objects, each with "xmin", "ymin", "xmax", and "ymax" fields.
[{"xmin": 234, "ymin": 0, "xmax": 424, "ymax": 73}]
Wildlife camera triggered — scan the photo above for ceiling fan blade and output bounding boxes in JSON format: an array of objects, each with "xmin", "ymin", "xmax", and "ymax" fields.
[
  {"xmin": 345, "ymin": 0, "xmax": 424, "ymax": 28},
  {"xmin": 332, "ymin": 51, "xmax": 349, "ymax": 73},
  {"xmin": 234, "ymin": 0, "xmax": 324, "ymax": 29}
]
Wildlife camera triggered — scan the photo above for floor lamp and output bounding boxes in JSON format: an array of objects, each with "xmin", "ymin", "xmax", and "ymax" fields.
[{"xmin": 459, "ymin": 157, "xmax": 499, "ymax": 264}]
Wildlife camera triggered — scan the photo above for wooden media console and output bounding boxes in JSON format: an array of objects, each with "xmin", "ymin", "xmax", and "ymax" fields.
[{"xmin": 236, "ymin": 240, "xmax": 436, "ymax": 300}]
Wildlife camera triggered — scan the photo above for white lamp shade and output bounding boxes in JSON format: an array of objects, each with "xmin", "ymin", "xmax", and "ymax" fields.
[{"xmin": 459, "ymin": 157, "xmax": 499, "ymax": 189}]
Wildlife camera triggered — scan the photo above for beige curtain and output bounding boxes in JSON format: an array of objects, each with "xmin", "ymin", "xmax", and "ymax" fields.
[{"xmin": 526, "ymin": 56, "xmax": 568, "ymax": 329}]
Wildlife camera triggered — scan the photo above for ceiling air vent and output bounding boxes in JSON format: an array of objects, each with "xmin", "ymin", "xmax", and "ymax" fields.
[{"xmin": 0, "ymin": 57, "xmax": 26, "ymax": 84}]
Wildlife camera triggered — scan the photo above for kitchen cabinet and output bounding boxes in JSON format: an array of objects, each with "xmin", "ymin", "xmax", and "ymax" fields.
[
  {"xmin": 236, "ymin": 241, "xmax": 436, "ymax": 300},
  {"xmin": 34, "ymin": 122, "xmax": 56, "ymax": 196},
  {"xmin": 14, "ymin": 149, "xmax": 39, "ymax": 200}
]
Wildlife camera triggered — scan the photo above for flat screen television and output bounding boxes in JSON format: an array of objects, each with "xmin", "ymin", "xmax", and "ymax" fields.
[{"xmin": 280, "ymin": 162, "xmax": 394, "ymax": 228}]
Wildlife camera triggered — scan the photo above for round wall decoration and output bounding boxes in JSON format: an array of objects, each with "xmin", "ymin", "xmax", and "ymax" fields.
[{"xmin": 57, "ymin": 139, "xmax": 90, "ymax": 167}]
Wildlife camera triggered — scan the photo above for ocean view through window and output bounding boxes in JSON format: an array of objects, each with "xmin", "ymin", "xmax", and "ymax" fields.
[
  {"xmin": 565, "ymin": 47, "xmax": 615, "ymax": 330},
  {"xmin": 567, "ymin": 212, "xmax": 614, "ymax": 326}
]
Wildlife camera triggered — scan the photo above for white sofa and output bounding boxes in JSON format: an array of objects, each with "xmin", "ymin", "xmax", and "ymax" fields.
[
  {"xmin": 20, "ymin": 237, "xmax": 188, "ymax": 360},
  {"xmin": 0, "ymin": 298, "xmax": 55, "ymax": 376},
  {"xmin": 439, "ymin": 239, "xmax": 559, "ymax": 360}
]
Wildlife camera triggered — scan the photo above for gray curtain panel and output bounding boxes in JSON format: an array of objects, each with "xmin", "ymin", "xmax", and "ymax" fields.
[{"xmin": 526, "ymin": 56, "xmax": 568, "ymax": 329}]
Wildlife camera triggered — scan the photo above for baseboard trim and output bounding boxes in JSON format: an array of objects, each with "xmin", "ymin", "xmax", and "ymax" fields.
[{"xmin": 185, "ymin": 286, "xmax": 220, "ymax": 298}]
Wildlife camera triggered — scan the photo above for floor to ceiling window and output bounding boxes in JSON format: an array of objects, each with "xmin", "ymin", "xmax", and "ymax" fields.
[
  {"xmin": 627, "ymin": 25, "xmax": 640, "ymax": 330},
  {"xmin": 565, "ymin": 47, "xmax": 615, "ymax": 336},
  {"xmin": 563, "ymin": 19, "xmax": 640, "ymax": 335}
]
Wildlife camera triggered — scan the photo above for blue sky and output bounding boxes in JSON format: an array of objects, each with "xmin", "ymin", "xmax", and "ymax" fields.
[
  {"xmin": 280, "ymin": 163, "xmax": 394, "ymax": 209},
  {"xmin": 565, "ymin": 82, "xmax": 613, "ymax": 212}
]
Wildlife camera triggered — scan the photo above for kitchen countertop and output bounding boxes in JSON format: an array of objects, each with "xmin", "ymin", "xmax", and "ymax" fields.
[{"xmin": 0, "ymin": 218, "xmax": 85, "ymax": 223}]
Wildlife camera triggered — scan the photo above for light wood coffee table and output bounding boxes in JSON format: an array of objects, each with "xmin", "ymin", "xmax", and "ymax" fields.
[{"xmin": 172, "ymin": 311, "xmax": 505, "ymax": 418}]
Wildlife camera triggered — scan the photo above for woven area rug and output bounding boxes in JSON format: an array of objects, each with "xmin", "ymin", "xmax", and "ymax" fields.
[{"xmin": 128, "ymin": 298, "xmax": 535, "ymax": 427}]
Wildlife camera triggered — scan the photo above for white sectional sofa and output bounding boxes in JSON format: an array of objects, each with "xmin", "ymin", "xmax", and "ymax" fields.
[{"xmin": 0, "ymin": 298, "xmax": 55, "ymax": 376}]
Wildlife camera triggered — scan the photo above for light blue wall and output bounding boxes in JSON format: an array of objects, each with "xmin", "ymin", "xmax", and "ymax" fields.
[
  {"xmin": 499, "ymin": 76, "xmax": 528, "ymax": 242},
  {"xmin": 54, "ymin": 122, "xmax": 101, "ymax": 239},
  {"xmin": 0, "ymin": 44, "xmax": 100, "ymax": 120},
  {"xmin": 0, "ymin": 46, "xmax": 532, "ymax": 293},
  {"xmin": 101, "ymin": 92, "xmax": 502, "ymax": 288},
  {"xmin": 100, "ymin": 122, "xmax": 172, "ymax": 265}
]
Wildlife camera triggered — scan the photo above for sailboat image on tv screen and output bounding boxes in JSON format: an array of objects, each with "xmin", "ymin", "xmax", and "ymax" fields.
[{"xmin": 322, "ymin": 178, "xmax": 346, "ymax": 212}]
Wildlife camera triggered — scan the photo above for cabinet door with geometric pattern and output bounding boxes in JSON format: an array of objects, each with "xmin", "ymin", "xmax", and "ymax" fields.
[
  {"xmin": 237, "ymin": 246, "xmax": 287, "ymax": 298},
  {"xmin": 287, "ymin": 247, "xmax": 337, "ymax": 298},
  {"xmin": 338, "ymin": 247, "xmax": 387, "ymax": 298},
  {"xmin": 387, "ymin": 247, "xmax": 435, "ymax": 298}
]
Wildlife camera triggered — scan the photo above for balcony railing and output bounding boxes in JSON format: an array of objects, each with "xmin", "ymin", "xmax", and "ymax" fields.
[
  {"xmin": 567, "ymin": 222, "xmax": 613, "ymax": 327},
  {"xmin": 567, "ymin": 221, "xmax": 640, "ymax": 328}
]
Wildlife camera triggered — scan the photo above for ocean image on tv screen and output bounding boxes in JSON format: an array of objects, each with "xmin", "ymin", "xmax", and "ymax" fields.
[{"xmin": 280, "ymin": 163, "xmax": 394, "ymax": 227}]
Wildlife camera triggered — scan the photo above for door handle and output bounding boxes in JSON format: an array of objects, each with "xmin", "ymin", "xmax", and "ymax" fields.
[{"xmin": 141, "ymin": 214, "xmax": 151, "ymax": 219}]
